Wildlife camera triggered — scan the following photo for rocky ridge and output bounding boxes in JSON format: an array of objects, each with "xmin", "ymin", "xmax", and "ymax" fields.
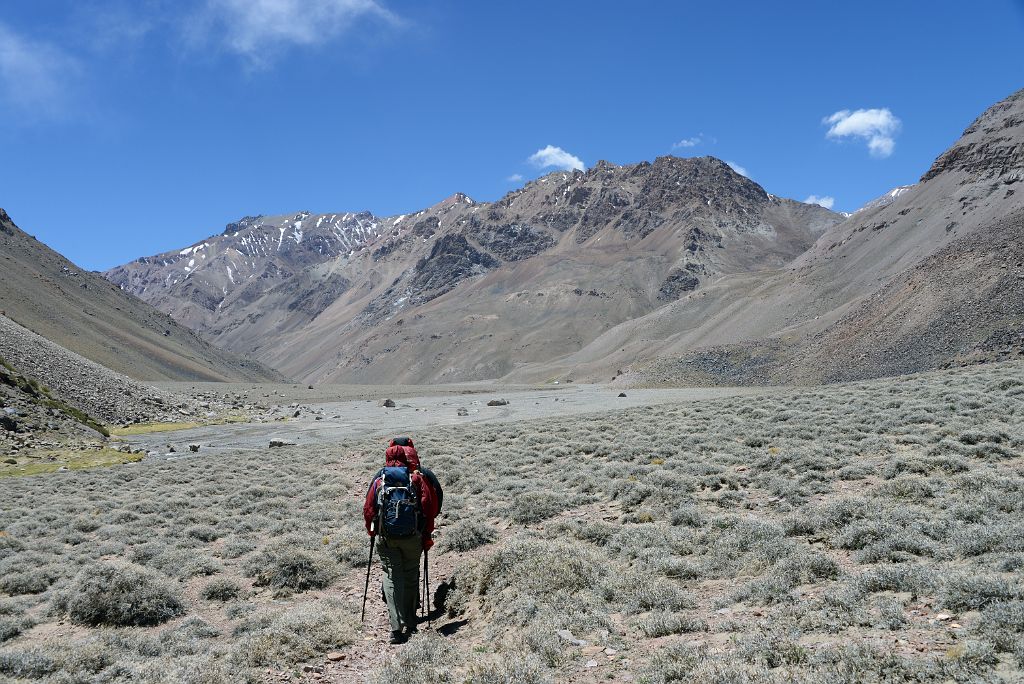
[{"xmin": 108, "ymin": 156, "xmax": 840, "ymax": 383}]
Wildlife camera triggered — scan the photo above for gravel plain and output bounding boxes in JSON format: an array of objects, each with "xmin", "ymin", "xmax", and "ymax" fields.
[{"xmin": 130, "ymin": 384, "xmax": 775, "ymax": 456}]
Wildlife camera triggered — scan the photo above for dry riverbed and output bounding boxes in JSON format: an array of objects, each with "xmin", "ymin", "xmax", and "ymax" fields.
[{"xmin": 127, "ymin": 384, "xmax": 773, "ymax": 457}]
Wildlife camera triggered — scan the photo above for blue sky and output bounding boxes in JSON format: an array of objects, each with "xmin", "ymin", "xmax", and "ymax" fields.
[{"xmin": 1, "ymin": 1, "xmax": 1022, "ymax": 271}]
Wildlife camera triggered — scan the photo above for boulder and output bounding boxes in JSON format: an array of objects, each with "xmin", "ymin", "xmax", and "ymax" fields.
[
  {"xmin": 381, "ymin": 398, "xmax": 396, "ymax": 408},
  {"xmin": 487, "ymin": 399, "xmax": 509, "ymax": 407}
]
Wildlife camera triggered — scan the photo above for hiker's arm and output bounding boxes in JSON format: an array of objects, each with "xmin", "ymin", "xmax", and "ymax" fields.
[
  {"xmin": 362, "ymin": 481, "xmax": 378, "ymax": 536},
  {"xmin": 417, "ymin": 473, "xmax": 438, "ymax": 548}
]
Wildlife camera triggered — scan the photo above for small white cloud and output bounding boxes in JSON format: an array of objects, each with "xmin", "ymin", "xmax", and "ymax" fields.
[
  {"xmin": 803, "ymin": 195, "xmax": 835, "ymax": 210},
  {"xmin": 528, "ymin": 145, "xmax": 585, "ymax": 171},
  {"xmin": 672, "ymin": 133, "xmax": 715, "ymax": 150},
  {"xmin": 506, "ymin": 173, "xmax": 524, "ymax": 183},
  {"xmin": 193, "ymin": 0, "xmax": 399, "ymax": 64},
  {"xmin": 725, "ymin": 161, "xmax": 748, "ymax": 177},
  {"xmin": 824, "ymin": 108, "xmax": 901, "ymax": 158},
  {"xmin": 672, "ymin": 136, "xmax": 701, "ymax": 149},
  {"xmin": 0, "ymin": 22, "xmax": 80, "ymax": 120}
]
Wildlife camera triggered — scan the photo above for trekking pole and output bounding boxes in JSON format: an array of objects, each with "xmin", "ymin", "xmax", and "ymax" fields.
[
  {"xmin": 360, "ymin": 523, "xmax": 376, "ymax": 623},
  {"xmin": 424, "ymin": 548, "xmax": 431, "ymax": 623}
]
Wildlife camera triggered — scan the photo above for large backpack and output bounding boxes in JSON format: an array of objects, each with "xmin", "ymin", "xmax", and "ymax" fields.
[
  {"xmin": 388, "ymin": 438, "xmax": 444, "ymax": 513},
  {"xmin": 419, "ymin": 466, "xmax": 443, "ymax": 514},
  {"xmin": 375, "ymin": 466, "xmax": 421, "ymax": 538}
]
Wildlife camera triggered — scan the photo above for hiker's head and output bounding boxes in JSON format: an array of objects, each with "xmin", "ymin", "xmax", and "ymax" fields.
[{"xmin": 385, "ymin": 437, "xmax": 420, "ymax": 471}]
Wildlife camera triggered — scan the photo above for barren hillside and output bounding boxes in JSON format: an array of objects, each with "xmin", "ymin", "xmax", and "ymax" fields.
[
  {"xmin": 0, "ymin": 210, "xmax": 282, "ymax": 383},
  {"xmin": 544, "ymin": 88, "xmax": 1024, "ymax": 386}
]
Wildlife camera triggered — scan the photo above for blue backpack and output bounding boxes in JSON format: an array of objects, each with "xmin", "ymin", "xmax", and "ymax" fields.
[{"xmin": 375, "ymin": 466, "xmax": 421, "ymax": 538}]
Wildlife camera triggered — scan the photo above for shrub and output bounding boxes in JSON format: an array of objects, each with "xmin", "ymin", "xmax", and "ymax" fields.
[
  {"xmin": 231, "ymin": 602, "xmax": 357, "ymax": 668},
  {"xmin": 636, "ymin": 611, "xmax": 709, "ymax": 637},
  {"xmin": 465, "ymin": 653, "xmax": 550, "ymax": 684},
  {"xmin": 184, "ymin": 524, "xmax": 220, "ymax": 542},
  {"xmin": 975, "ymin": 601, "xmax": 1024, "ymax": 652},
  {"xmin": 440, "ymin": 519, "xmax": 498, "ymax": 553},
  {"xmin": 0, "ymin": 552, "xmax": 61, "ymax": 595},
  {"xmin": 160, "ymin": 617, "xmax": 221, "ymax": 656},
  {"xmin": 942, "ymin": 573, "xmax": 1020, "ymax": 611},
  {"xmin": 148, "ymin": 548, "xmax": 223, "ymax": 579},
  {"xmin": 0, "ymin": 646, "xmax": 58, "ymax": 679},
  {"xmin": 220, "ymin": 537, "xmax": 257, "ymax": 559},
  {"xmin": 849, "ymin": 564, "xmax": 939, "ymax": 600},
  {"xmin": 669, "ymin": 505, "xmax": 704, "ymax": 528},
  {"xmin": 0, "ymin": 614, "xmax": 34, "ymax": 644},
  {"xmin": 243, "ymin": 543, "xmax": 337, "ymax": 591},
  {"xmin": 0, "ymin": 568, "xmax": 58, "ymax": 595},
  {"xmin": 371, "ymin": 632, "xmax": 460, "ymax": 684},
  {"xmin": 328, "ymin": 531, "xmax": 371, "ymax": 568},
  {"xmin": 201, "ymin": 578, "xmax": 242, "ymax": 602},
  {"xmin": 877, "ymin": 598, "xmax": 908, "ymax": 630},
  {"xmin": 476, "ymin": 538, "xmax": 605, "ymax": 601},
  {"xmin": 606, "ymin": 572, "xmax": 696, "ymax": 614},
  {"xmin": 57, "ymin": 561, "xmax": 184, "ymax": 627},
  {"xmin": 510, "ymin": 492, "xmax": 564, "ymax": 524}
]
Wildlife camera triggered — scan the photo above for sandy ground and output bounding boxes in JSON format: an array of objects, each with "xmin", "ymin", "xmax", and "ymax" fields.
[{"xmin": 127, "ymin": 384, "xmax": 776, "ymax": 457}]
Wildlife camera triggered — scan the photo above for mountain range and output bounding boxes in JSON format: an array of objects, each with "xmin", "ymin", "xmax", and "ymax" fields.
[
  {"xmin": 105, "ymin": 156, "xmax": 842, "ymax": 383},
  {"xmin": 7, "ymin": 88, "xmax": 1021, "ymax": 390}
]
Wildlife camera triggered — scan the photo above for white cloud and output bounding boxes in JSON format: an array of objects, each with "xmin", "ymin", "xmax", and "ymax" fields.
[
  {"xmin": 672, "ymin": 136, "xmax": 701, "ymax": 149},
  {"xmin": 528, "ymin": 145, "xmax": 585, "ymax": 171},
  {"xmin": 506, "ymin": 173, "xmax": 524, "ymax": 183},
  {"xmin": 0, "ymin": 22, "xmax": 79, "ymax": 119},
  {"xmin": 194, "ymin": 0, "xmax": 399, "ymax": 63},
  {"xmin": 803, "ymin": 195, "xmax": 835, "ymax": 210},
  {"xmin": 725, "ymin": 161, "xmax": 748, "ymax": 177},
  {"xmin": 824, "ymin": 108, "xmax": 901, "ymax": 158}
]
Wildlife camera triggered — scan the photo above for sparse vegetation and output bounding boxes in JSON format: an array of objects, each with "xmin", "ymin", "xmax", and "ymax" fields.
[
  {"xmin": 0, "ymin": 447, "xmax": 143, "ymax": 477},
  {"xmin": 0, "ymin": 361, "xmax": 1020, "ymax": 681},
  {"xmin": 56, "ymin": 561, "xmax": 185, "ymax": 627}
]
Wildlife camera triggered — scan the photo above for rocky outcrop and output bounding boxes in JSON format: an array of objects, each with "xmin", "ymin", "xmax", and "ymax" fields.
[
  {"xmin": 921, "ymin": 88, "xmax": 1024, "ymax": 182},
  {"xmin": 470, "ymin": 221, "xmax": 556, "ymax": 262},
  {"xmin": 409, "ymin": 234, "xmax": 500, "ymax": 304},
  {"xmin": 657, "ymin": 268, "xmax": 701, "ymax": 301},
  {"xmin": 285, "ymin": 273, "xmax": 351, "ymax": 320}
]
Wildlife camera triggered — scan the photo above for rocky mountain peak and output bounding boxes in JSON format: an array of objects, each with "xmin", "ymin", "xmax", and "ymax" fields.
[{"xmin": 921, "ymin": 87, "xmax": 1024, "ymax": 183}]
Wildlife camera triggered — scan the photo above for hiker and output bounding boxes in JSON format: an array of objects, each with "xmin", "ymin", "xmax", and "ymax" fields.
[{"xmin": 363, "ymin": 436, "xmax": 441, "ymax": 644}]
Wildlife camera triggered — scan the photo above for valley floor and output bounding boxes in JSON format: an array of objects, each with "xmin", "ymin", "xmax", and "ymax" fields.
[
  {"xmin": 0, "ymin": 361, "xmax": 1022, "ymax": 683},
  {"xmin": 127, "ymin": 384, "xmax": 772, "ymax": 456}
]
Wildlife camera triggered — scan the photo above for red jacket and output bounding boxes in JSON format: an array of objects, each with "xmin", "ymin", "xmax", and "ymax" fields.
[{"xmin": 363, "ymin": 441, "xmax": 439, "ymax": 549}]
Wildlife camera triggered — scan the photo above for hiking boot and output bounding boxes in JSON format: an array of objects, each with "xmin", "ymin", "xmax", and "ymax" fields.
[
  {"xmin": 405, "ymin": 624, "xmax": 418, "ymax": 637},
  {"xmin": 388, "ymin": 630, "xmax": 405, "ymax": 645}
]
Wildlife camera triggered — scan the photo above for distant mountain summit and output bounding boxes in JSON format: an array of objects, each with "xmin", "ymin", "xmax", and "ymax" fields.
[{"xmin": 107, "ymin": 156, "xmax": 840, "ymax": 382}]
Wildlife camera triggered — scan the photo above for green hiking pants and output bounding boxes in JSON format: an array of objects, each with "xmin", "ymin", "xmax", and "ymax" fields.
[{"xmin": 377, "ymin": 535, "xmax": 422, "ymax": 631}]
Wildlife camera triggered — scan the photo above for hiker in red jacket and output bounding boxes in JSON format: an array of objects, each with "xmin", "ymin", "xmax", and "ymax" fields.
[{"xmin": 363, "ymin": 437, "xmax": 440, "ymax": 643}]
